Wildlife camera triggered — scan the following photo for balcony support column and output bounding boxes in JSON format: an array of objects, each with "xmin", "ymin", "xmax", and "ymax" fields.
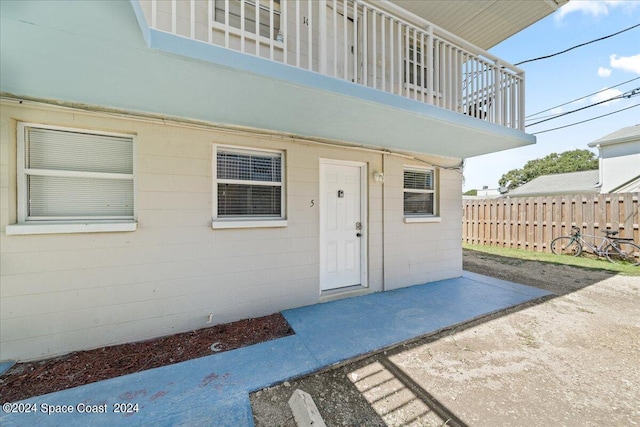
[{"xmin": 318, "ymin": 0, "xmax": 328, "ymax": 74}]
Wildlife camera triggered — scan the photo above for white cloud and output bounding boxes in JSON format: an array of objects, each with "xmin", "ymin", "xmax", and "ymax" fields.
[
  {"xmin": 551, "ymin": 107, "xmax": 564, "ymax": 115},
  {"xmin": 597, "ymin": 66, "xmax": 612, "ymax": 77},
  {"xmin": 556, "ymin": 0, "xmax": 639, "ymax": 20},
  {"xmin": 610, "ymin": 54, "xmax": 640, "ymax": 74},
  {"xmin": 590, "ymin": 88, "xmax": 623, "ymax": 106}
]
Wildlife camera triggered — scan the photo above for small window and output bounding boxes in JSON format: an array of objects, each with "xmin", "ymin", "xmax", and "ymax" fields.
[
  {"xmin": 214, "ymin": 0, "xmax": 282, "ymax": 40},
  {"xmin": 404, "ymin": 43, "xmax": 427, "ymax": 88},
  {"xmin": 404, "ymin": 168, "xmax": 436, "ymax": 217},
  {"xmin": 16, "ymin": 123, "xmax": 135, "ymax": 224},
  {"xmin": 214, "ymin": 147, "xmax": 284, "ymax": 220}
]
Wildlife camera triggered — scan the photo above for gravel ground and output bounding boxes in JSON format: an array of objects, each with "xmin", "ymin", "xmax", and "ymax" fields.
[{"xmin": 251, "ymin": 249, "xmax": 640, "ymax": 426}]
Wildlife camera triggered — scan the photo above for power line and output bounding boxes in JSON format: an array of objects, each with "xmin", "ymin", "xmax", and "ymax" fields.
[
  {"xmin": 526, "ymin": 76, "xmax": 640, "ymax": 119},
  {"xmin": 532, "ymin": 103, "xmax": 640, "ymax": 135},
  {"xmin": 514, "ymin": 22, "xmax": 640, "ymax": 66},
  {"xmin": 526, "ymin": 87, "xmax": 640, "ymax": 127}
]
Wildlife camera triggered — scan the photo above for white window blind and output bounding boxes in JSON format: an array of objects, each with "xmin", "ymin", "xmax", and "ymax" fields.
[
  {"xmin": 216, "ymin": 148, "xmax": 284, "ymax": 218},
  {"xmin": 19, "ymin": 125, "xmax": 134, "ymax": 221},
  {"xmin": 404, "ymin": 168, "xmax": 435, "ymax": 216}
]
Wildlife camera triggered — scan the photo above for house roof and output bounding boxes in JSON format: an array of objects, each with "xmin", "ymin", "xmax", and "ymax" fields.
[
  {"xmin": 388, "ymin": 0, "xmax": 568, "ymax": 50},
  {"xmin": 506, "ymin": 170, "xmax": 599, "ymax": 197},
  {"xmin": 588, "ymin": 124, "xmax": 640, "ymax": 148}
]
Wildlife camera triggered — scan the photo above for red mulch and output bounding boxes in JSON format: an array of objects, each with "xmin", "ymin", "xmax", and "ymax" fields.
[{"xmin": 0, "ymin": 313, "xmax": 293, "ymax": 403}]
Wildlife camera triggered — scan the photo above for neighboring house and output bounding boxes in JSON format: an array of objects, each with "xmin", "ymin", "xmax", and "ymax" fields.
[
  {"xmin": 0, "ymin": 0, "xmax": 564, "ymax": 361},
  {"xmin": 504, "ymin": 125, "xmax": 640, "ymax": 198},
  {"xmin": 505, "ymin": 170, "xmax": 600, "ymax": 197},
  {"xmin": 588, "ymin": 124, "xmax": 640, "ymax": 193}
]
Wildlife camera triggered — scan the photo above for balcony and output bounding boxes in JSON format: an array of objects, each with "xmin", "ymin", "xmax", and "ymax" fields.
[{"xmin": 140, "ymin": 0, "xmax": 525, "ymax": 131}]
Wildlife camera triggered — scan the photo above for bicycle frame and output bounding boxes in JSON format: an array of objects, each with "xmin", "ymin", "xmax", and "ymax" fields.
[{"xmin": 573, "ymin": 232, "xmax": 614, "ymax": 257}]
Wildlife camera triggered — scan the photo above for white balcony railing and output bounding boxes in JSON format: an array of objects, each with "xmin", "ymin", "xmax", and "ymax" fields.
[{"xmin": 143, "ymin": 0, "xmax": 526, "ymax": 131}]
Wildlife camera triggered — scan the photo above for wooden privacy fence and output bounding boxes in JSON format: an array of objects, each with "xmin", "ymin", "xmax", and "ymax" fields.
[{"xmin": 462, "ymin": 193, "xmax": 640, "ymax": 252}]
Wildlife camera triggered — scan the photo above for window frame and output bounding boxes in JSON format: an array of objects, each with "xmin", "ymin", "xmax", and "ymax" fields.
[
  {"xmin": 403, "ymin": 166, "xmax": 440, "ymax": 223},
  {"xmin": 212, "ymin": 144, "xmax": 287, "ymax": 229},
  {"xmin": 7, "ymin": 123, "xmax": 137, "ymax": 235},
  {"xmin": 212, "ymin": 0, "xmax": 283, "ymax": 45}
]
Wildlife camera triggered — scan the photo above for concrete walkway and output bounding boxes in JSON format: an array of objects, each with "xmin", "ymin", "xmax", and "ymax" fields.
[{"xmin": 1, "ymin": 272, "xmax": 550, "ymax": 426}]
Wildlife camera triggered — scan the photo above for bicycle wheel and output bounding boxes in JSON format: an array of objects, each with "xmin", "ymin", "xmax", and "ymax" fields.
[
  {"xmin": 550, "ymin": 236, "xmax": 582, "ymax": 256},
  {"xmin": 605, "ymin": 242, "xmax": 640, "ymax": 266}
]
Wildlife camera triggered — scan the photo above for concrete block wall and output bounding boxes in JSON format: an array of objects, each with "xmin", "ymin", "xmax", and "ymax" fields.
[{"xmin": 0, "ymin": 100, "xmax": 462, "ymax": 361}]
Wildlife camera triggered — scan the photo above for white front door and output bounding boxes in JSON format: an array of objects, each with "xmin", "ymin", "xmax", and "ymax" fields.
[{"xmin": 320, "ymin": 161, "xmax": 365, "ymax": 291}]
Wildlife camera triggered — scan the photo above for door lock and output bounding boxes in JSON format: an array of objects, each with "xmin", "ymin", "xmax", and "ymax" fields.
[{"xmin": 355, "ymin": 222, "xmax": 362, "ymax": 230}]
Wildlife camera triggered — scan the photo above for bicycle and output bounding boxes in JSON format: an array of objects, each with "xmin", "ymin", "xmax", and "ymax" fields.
[{"xmin": 550, "ymin": 226, "xmax": 640, "ymax": 266}]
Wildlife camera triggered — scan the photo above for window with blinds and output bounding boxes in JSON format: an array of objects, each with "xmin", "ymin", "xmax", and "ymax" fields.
[
  {"xmin": 403, "ymin": 168, "xmax": 436, "ymax": 216},
  {"xmin": 215, "ymin": 147, "xmax": 284, "ymax": 219},
  {"xmin": 18, "ymin": 124, "xmax": 135, "ymax": 222}
]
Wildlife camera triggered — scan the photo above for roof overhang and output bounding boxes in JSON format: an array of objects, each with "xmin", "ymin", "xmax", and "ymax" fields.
[{"xmin": 385, "ymin": 0, "xmax": 568, "ymax": 49}]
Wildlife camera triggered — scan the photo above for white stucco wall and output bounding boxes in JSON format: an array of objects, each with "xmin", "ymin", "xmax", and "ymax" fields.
[{"xmin": 0, "ymin": 101, "xmax": 462, "ymax": 361}]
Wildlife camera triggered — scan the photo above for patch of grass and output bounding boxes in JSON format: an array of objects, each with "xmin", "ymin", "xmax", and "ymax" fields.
[{"xmin": 463, "ymin": 243, "xmax": 640, "ymax": 276}]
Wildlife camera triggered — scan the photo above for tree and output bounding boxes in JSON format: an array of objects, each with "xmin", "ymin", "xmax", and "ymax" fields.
[
  {"xmin": 463, "ymin": 189, "xmax": 478, "ymax": 196},
  {"xmin": 499, "ymin": 149, "xmax": 598, "ymax": 190}
]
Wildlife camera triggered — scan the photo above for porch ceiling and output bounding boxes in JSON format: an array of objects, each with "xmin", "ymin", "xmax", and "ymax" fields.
[{"xmin": 386, "ymin": 0, "xmax": 568, "ymax": 50}]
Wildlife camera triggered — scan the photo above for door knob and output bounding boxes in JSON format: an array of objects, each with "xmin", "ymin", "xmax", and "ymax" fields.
[{"xmin": 356, "ymin": 233, "xmax": 362, "ymax": 237}]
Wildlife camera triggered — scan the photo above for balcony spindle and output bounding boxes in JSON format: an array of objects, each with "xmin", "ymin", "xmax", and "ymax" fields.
[
  {"xmin": 224, "ymin": 0, "xmax": 230, "ymax": 48},
  {"xmin": 208, "ymin": 0, "xmax": 213, "ymax": 43},
  {"xmin": 190, "ymin": 0, "xmax": 195, "ymax": 39},
  {"xmin": 353, "ymin": 0, "xmax": 358, "ymax": 83},
  {"xmin": 282, "ymin": 0, "xmax": 288, "ymax": 64},
  {"xmin": 404, "ymin": 25, "xmax": 409, "ymax": 98},
  {"xmin": 420, "ymin": 32, "xmax": 425, "ymax": 103},
  {"xmin": 343, "ymin": 0, "xmax": 348, "ymax": 79},
  {"xmin": 152, "ymin": 0, "xmax": 157, "ymax": 28},
  {"xmin": 241, "ymin": 0, "xmax": 246, "ymax": 53},
  {"xmin": 295, "ymin": 0, "xmax": 300, "ymax": 67},
  {"xmin": 255, "ymin": 0, "xmax": 260, "ymax": 56},
  {"xmin": 307, "ymin": 0, "xmax": 312, "ymax": 70},
  {"xmin": 319, "ymin": 0, "xmax": 327, "ymax": 73},
  {"xmin": 426, "ymin": 26, "xmax": 433, "ymax": 103},
  {"xmin": 332, "ymin": 0, "xmax": 337, "ymax": 77},
  {"xmin": 270, "ymin": 0, "xmax": 275, "ymax": 60},
  {"xmin": 362, "ymin": 5, "xmax": 368, "ymax": 86},
  {"xmin": 371, "ymin": 9, "xmax": 378, "ymax": 89},
  {"xmin": 171, "ymin": 0, "xmax": 177, "ymax": 33},
  {"xmin": 412, "ymin": 28, "xmax": 417, "ymax": 101},
  {"xmin": 389, "ymin": 19, "xmax": 394, "ymax": 94},
  {"xmin": 381, "ymin": 16, "xmax": 386, "ymax": 91}
]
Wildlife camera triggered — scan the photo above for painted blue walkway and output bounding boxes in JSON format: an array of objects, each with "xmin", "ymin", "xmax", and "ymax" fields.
[{"xmin": 1, "ymin": 273, "xmax": 551, "ymax": 426}]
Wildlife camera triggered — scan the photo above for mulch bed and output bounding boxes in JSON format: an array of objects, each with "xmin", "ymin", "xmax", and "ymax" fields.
[{"xmin": 0, "ymin": 313, "xmax": 293, "ymax": 403}]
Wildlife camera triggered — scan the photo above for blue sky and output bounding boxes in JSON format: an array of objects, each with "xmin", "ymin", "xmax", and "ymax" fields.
[{"xmin": 463, "ymin": 0, "xmax": 640, "ymax": 191}]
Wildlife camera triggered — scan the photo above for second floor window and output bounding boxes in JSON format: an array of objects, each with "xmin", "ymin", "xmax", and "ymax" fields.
[
  {"xmin": 404, "ymin": 43, "xmax": 428, "ymax": 89},
  {"xmin": 214, "ymin": 0, "xmax": 282, "ymax": 40}
]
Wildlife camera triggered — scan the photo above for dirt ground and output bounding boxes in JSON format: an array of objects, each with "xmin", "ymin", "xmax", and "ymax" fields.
[{"xmin": 250, "ymin": 249, "xmax": 640, "ymax": 426}]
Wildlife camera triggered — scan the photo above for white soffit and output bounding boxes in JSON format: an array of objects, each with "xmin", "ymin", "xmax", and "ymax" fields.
[{"xmin": 384, "ymin": 0, "xmax": 567, "ymax": 49}]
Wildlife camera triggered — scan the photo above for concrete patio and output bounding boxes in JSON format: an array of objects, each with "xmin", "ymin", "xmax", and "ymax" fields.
[{"xmin": 0, "ymin": 272, "xmax": 551, "ymax": 426}]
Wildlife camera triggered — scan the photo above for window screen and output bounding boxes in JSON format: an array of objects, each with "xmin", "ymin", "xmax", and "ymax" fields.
[
  {"xmin": 216, "ymin": 148, "xmax": 283, "ymax": 218},
  {"xmin": 403, "ymin": 168, "xmax": 435, "ymax": 216}
]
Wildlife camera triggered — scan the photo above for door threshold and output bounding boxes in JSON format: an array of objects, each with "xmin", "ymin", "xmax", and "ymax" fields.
[{"xmin": 320, "ymin": 284, "xmax": 370, "ymax": 302}]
